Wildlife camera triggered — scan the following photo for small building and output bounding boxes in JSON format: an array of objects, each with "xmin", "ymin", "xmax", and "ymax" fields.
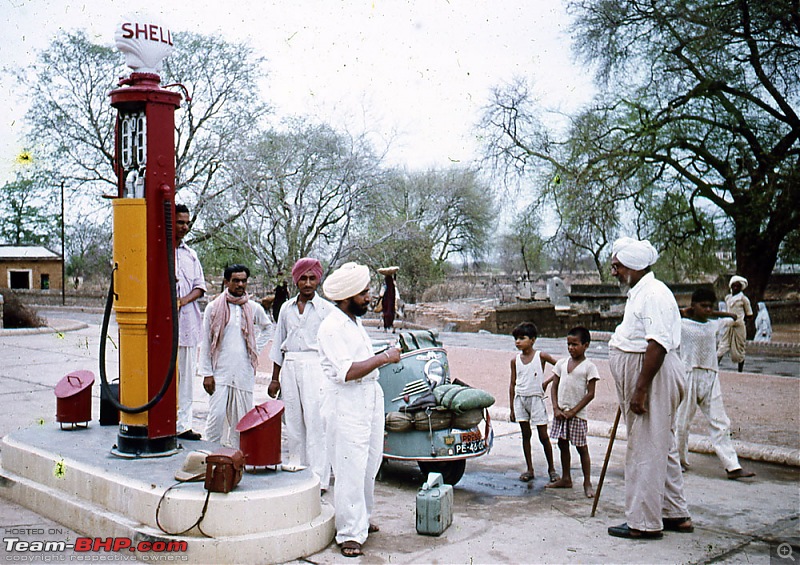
[{"xmin": 0, "ymin": 246, "xmax": 63, "ymax": 291}]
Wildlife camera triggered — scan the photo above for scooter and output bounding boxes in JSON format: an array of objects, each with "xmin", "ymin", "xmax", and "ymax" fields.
[{"xmin": 376, "ymin": 330, "xmax": 493, "ymax": 485}]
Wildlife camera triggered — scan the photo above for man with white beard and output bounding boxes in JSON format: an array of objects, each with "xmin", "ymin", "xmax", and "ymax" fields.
[{"xmin": 606, "ymin": 237, "xmax": 692, "ymax": 540}]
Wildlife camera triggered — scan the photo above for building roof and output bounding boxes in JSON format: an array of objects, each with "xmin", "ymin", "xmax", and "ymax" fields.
[{"xmin": 0, "ymin": 246, "xmax": 61, "ymax": 260}]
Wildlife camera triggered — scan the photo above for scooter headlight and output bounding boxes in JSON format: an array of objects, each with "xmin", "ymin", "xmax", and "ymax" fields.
[{"xmin": 423, "ymin": 359, "xmax": 445, "ymax": 388}]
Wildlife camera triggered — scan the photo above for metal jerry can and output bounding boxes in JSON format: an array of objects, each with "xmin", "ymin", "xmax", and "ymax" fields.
[{"xmin": 416, "ymin": 472, "xmax": 453, "ymax": 536}]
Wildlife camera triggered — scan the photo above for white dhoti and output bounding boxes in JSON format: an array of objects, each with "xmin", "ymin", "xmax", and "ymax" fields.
[
  {"xmin": 282, "ymin": 352, "xmax": 331, "ymax": 488},
  {"xmin": 205, "ymin": 385, "xmax": 253, "ymax": 448},
  {"xmin": 332, "ymin": 380, "xmax": 384, "ymax": 545},
  {"xmin": 609, "ymin": 347, "xmax": 689, "ymax": 532},
  {"xmin": 676, "ymin": 368, "xmax": 741, "ymax": 472},
  {"xmin": 717, "ymin": 319, "xmax": 746, "ymax": 364},
  {"xmin": 177, "ymin": 346, "xmax": 198, "ymax": 434}
]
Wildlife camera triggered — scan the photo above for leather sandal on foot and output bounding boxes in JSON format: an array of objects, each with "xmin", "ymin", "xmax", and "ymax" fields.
[
  {"xmin": 548, "ymin": 470, "xmax": 560, "ymax": 483},
  {"xmin": 340, "ymin": 541, "xmax": 362, "ymax": 557},
  {"xmin": 608, "ymin": 523, "xmax": 663, "ymax": 540},
  {"xmin": 519, "ymin": 472, "xmax": 534, "ymax": 482},
  {"xmin": 663, "ymin": 517, "xmax": 694, "ymax": 533},
  {"xmin": 368, "ymin": 523, "xmax": 380, "ymax": 533}
]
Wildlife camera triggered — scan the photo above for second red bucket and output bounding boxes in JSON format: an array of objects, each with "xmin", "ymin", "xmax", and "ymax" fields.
[{"xmin": 235, "ymin": 399, "xmax": 284, "ymax": 467}]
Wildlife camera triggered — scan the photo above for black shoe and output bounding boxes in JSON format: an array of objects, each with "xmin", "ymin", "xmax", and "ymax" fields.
[
  {"xmin": 178, "ymin": 430, "xmax": 202, "ymax": 441},
  {"xmin": 662, "ymin": 517, "xmax": 694, "ymax": 533},
  {"xmin": 608, "ymin": 523, "xmax": 663, "ymax": 539}
]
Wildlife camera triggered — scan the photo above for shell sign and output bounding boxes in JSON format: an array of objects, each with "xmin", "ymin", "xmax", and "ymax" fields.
[{"xmin": 115, "ymin": 16, "xmax": 174, "ymax": 74}]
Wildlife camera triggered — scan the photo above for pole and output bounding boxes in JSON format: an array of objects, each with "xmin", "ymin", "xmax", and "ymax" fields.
[
  {"xmin": 60, "ymin": 180, "xmax": 65, "ymax": 306},
  {"xmin": 591, "ymin": 406, "xmax": 622, "ymax": 518}
]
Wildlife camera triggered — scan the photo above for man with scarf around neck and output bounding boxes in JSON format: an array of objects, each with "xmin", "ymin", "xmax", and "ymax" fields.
[
  {"xmin": 316, "ymin": 262, "xmax": 401, "ymax": 558},
  {"xmin": 198, "ymin": 264, "xmax": 272, "ymax": 448},
  {"xmin": 606, "ymin": 237, "xmax": 692, "ymax": 540},
  {"xmin": 268, "ymin": 258, "xmax": 336, "ymax": 489}
]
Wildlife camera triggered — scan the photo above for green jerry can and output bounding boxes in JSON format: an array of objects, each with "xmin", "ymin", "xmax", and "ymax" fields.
[{"xmin": 416, "ymin": 472, "xmax": 453, "ymax": 536}]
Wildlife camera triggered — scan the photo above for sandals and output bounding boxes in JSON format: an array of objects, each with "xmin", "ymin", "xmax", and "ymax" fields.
[
  {"xmin": 368, "ymin": 523, "xmax": 380, "ymax": 533},
  {"xmin": 519, "ymin": 472, "xmax": 534, "ymax": 483},
  {"xmin": 549, "ymin": 470, "xmax": 560, "ymax": 483},
  {"xmin": 340, "ymin": 541, "xmax": 362, "ymax": 558}
]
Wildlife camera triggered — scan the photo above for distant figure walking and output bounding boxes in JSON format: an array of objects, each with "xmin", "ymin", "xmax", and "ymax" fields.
[
  {"xmin": 753, "ymin": 302, "xmax": 772, "ymax": 343},
  {"xmin": 377, "ymin": 266, "xmax": 400, "ymax": 332},
  {"xmin": 272, "ymin": 278, "xmax": 289, "ymax": 322},
  {"xmin": 717, "ymin": 275, "xmax": 753, "ymax": 372}
]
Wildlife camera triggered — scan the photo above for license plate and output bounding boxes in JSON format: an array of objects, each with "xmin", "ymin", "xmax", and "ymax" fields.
[{"xmin": 454, "ymin": 439, "xmax": 485, "ymax": 455}]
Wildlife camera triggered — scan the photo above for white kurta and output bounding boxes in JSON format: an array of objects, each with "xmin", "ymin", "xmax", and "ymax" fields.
[
  {"xmin": 609, "ymin": 272, "xmax": 689, "ymax": 532},
  {"xmin": 677, "ymin": 318, "xmax": 742, "ymax": 471},
  {"xmin": 269, "ymin": 294, "xmax": 336, "ymax": 487},
  {"xmin": 717, "ymin": 292, "xmax": 753, "ymax": 364},
  {"xmin": 198, "ymin": 299, "xmax": 271, "ymax": 447},
  {"xmin": 317, "ymin": 307, "xmax": 383, "ymax": 546},
  {"xmin": 175, "ymin": 241, "xmax": 206, "ymax": 434}
]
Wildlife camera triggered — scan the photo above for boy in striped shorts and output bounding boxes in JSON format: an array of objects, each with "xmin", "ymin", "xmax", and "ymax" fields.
[{"xmin": 546, "ymin": 326, "xmax": 600, "ymax": 498}]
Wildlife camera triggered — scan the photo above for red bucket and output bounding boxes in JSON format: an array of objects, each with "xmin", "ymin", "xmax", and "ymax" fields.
[
  {"xmin": 236, "ymin": 399, "xmax": 284, "ymax": 467},
  {"xmin": 54, "ymin": 370, "xmax": 95, "ymax": 427}
]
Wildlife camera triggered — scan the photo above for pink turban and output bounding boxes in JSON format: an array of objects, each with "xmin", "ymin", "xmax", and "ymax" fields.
[{"xmin": 291, "ymin": 258, "xmax": 323, "ymax": 285}]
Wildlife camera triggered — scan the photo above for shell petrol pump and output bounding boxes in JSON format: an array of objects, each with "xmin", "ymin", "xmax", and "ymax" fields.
[{"xmin": 99, "ymin": 17, "xmax": 185, "ymax": 457}]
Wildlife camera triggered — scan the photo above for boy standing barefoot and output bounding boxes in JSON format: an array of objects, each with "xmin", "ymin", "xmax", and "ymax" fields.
[
  {"xmin": 509, "ymin": 322, "xmax": 559, "ymax": 483},
  {"xmin": 546, "ymin": 326, "xmax": 599, "ymax": 498}
]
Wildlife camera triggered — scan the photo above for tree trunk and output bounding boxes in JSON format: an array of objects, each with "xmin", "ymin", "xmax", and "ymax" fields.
[{"xmin": 734, "ymin": 219, "xmax": 782, "ymax": 338}]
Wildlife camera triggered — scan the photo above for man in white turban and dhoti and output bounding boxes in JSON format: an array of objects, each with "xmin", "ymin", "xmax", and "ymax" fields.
[
  {"xmin": 316, "ymin": 262, "xmax": 401, "ymax": 558},
  {"xmin": 606, "ymin": 237, "xmax": 692, "ymax": 540},
  {"xmin": 717, "ymin": 275, "xmax": 754, "ymax": 372}
]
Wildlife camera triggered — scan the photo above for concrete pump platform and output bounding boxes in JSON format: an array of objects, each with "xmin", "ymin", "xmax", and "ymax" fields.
[{"xmin": 0, "ymin": 424, "xmax": 335, "ymax": 563}]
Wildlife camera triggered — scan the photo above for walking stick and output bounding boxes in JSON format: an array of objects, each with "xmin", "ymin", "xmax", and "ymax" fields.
[{"xmin": 591, "ymin": 406, "xmax": 622, "ymax": 517}]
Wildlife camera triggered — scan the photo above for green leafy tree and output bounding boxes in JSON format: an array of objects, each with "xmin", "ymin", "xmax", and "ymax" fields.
[
  {"xmin": 568, "ymin": 0, "xmax": 799, "ymax": 300},
  {"xmin": 350, "ymin": 167, "xmax": 496, "ymax": 301},
  {"xmin": 496, "ymin": 207, "xmax": 548, "ymax": 279},
  {"xmin": 15, "ymin": 30, "xmax": 268, "ymax": 226},
  {"xmin": 203, "ymin": 118, "xmax": 384, "ymax": 276},
  {"xmin": 0, "ymin": 175, "xmax": 58, "ymax": 246},
  {"xmin": 482, "ymin": 1, "xmax": 799, "ymax": 301},
  {"xmin": 64, "ymin": 215, "xmax": 113, "ymax": 284}
]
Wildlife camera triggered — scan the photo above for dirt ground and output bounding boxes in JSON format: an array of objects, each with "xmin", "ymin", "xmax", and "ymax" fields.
[{"xmin": 446, "ymin": 346, "xmax": 800, "ymax": 451}]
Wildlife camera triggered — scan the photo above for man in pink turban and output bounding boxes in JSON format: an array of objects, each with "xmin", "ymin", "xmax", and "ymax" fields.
[{"xmin": 268, "ymin": 258, "xmax": 336, "ymax": 488}]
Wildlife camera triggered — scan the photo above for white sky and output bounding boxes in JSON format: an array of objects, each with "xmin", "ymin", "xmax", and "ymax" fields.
[{"xmin": 0, "ymin": 0, "xmax": 595, "ymax": 184}]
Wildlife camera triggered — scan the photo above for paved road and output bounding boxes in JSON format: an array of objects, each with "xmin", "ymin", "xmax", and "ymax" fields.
[
  {"xmin": 39, "ymin": 307, "xmax": 799, "ymax": 377},
  {"xmin": 1, "ymin": 317, "xmax": 798, "ymax": 564}
]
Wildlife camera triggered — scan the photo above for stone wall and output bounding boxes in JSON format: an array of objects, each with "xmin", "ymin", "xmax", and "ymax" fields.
[{"xmin": 493, "ymin": 301, "xmax": 621, "ymax": 338}]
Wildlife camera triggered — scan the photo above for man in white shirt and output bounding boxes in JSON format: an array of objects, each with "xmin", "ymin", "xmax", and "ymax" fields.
[
  {"xmin": 174, "ymin": 204, "xmax": 207, "ymax": 441},
  {"xmin": 317, "ymin": 262, "xmax": 401, "ymax": 558},
  {"xmin": 606, "ymin": 237, "xmax": 692, "ymax": 540},
  {"xmin": 199, "ymin": 265, "xmax": 271, "ymax": 448},
  {"xmin": 268, "ymin": 258, "xmax": 335, "ymax": 489}
]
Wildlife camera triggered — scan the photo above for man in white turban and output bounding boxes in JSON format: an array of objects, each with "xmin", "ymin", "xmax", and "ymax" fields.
[
  {"xmin": 717, "ymin": 275, "xmax": 753, "ymax": 372},
  {"xmin": 607, "ymin": 238, "xmax": 692, "ymax": 540},
  {"xmin": 316, "ymin": 262, "xmax": 401, "ymax": 558}
]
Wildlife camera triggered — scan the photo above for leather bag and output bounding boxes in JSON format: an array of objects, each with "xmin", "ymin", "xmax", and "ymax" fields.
[{"xmin": 204, "ymin": 448, "xmax": 245, "ymax": 493}]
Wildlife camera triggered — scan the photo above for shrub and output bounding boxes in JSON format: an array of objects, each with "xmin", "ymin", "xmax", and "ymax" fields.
[{"xmin": 2, "ymin": 292, "xmax": 45, "ymax": 328}]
